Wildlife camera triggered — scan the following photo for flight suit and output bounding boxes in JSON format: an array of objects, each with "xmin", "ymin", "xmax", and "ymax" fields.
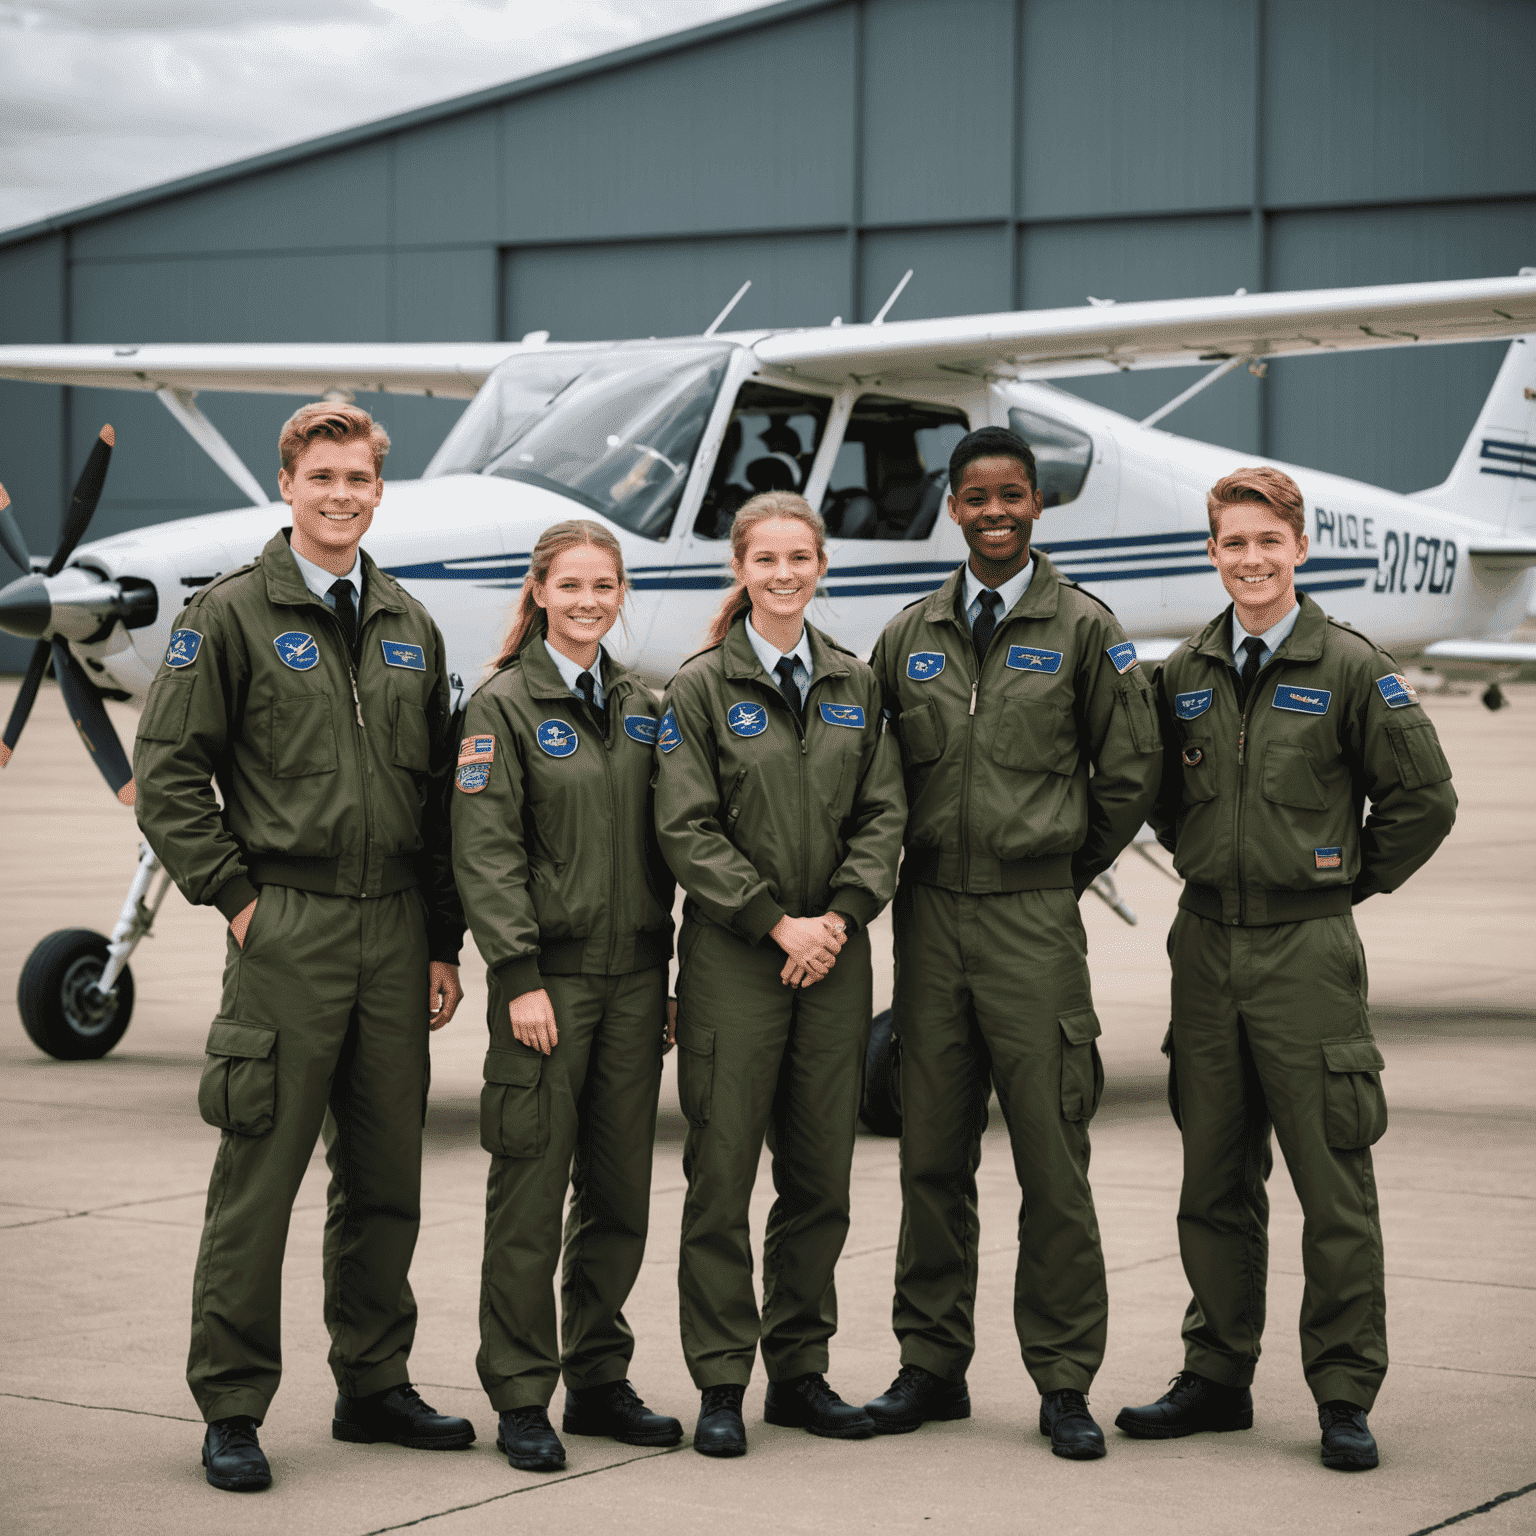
[
  {"xmin": 450, "ymin": 641, "xmax": 675, "ymax": 1411},
  {"xmin": 1149, "ymin": 594, "xmax": 1456, "ymax": 1408},
  {"xmin": 869, "ymin": 551, "xmax": 1161, "ymax": 1393},
  {"xmin": 653, "ymin": 616, "xmax": 905, "ymax": 1386},
  {"xmin": 134, "ymin": 529, "xmax": 463, "ymax": 1424}
]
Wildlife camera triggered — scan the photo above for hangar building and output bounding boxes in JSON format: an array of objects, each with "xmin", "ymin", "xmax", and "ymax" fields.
[{"xmin": 0, "ymin": 0, "xmax": 1533, "ymax": 669}]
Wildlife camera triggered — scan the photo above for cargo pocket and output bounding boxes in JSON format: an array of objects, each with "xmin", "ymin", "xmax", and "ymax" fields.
[
  {"xmin": 1117, "ymin": 681, "xmax": 1161, "ymax": 753},
  {"xmin": 1059, "ymin": 1008, "xmax": 1104, "ymax": 1123},
  {"xmin": 480, "ymin": 1048, "xmax": 546, "ymax": 1158},
  {"xmin": 138, "ymin": 672, "xmax": 196, "ymax": 742},
  {"xmin": 1161, "ymin": 1024, "xmax": 1181, "ymax": 1130},
  {"xmin": 1321, "ymin": 1037, "xmax": 1388, "ymax": 1150},
  {"xmin": 676, "ymin": 1025, "xmax": 715, "ymax": 1128},
  {"xmin": 197, "ymin": 1019, "xmax": 278, "ymax": 1136},
  {"xmin": 1387, "ymin": 720, "xmax": 1452, "ymax": 789}
]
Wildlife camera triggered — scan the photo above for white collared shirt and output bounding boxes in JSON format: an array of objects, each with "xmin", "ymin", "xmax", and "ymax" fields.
[
  {"xmin": 1231, "ymin": 601, "xmax": 1301, "ymax": 671},
  {"xmin": 962, "ymin": 554, "xmax": 1035, "ymax": 629},
  {"xmin": 543, "ymin": 639, "xmax": 605, "ymax": 710},
  {"xmin": 746, "ymin": 612, "xmax": 815, "ymax": 699},
  {"xmin": 289, "ymin": 540, "xmax": 362, "ymax": 614}
]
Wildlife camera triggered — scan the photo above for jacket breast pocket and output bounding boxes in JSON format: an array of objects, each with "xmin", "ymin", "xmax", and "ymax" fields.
[
  {"xmin": 676, "ymin": 1024, "xmax": 715, "ymax": 1127},
  {"xmin": 1263, "ymin": 742, "xmax": 1328, "ymax": 811},
  {"xmin": 1321, "ymin": 1037, "xmax": 1388, "ymax": 1149},
  {"xmin": 897, "ymin": 701, "xmax": 943, "ymax": 766},
  {"xmin": 270, "ymin": 693, "xmax": 338, "ymax": 779},
  {"xmin": 480, "ymin": 1047, "xmax": 547, "ymax": 1158},
  {"xmin": 992, "ymin": 701, "xmax": 1076, "ymax": 775},
  {"xmin": 1059, "ymin": 1008, "xmax": 1104, "ymax": 1123},
  {"xmin": 392, "ymin": 696, "xmax": 430, "ymax": 773},
  {"xmin": 197, "ymin": 1019, "xmax": 278, "ymax": 1136}
]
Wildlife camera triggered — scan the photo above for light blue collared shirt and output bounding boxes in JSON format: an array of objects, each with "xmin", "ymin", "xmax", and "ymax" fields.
[
  {"xmin": 962, "ymin": 554, "xmax": 1034, "ymax": 630},
  {"xmin": 746, "ymin": 613, "xmax": 814, "ymax": 702},
  {"xmin": 1231, "ymin": 601, "xmax": 1301, "ymax": 671},
  {"xmin": 543, "ymin": 639, "xmax": 605, "ymax": 710},
  {"xmin": 289, "ymin": 540, "xmax": 362, "ymax": 613}
]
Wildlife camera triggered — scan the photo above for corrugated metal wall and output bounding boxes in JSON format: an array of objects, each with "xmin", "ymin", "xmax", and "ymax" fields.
[{"xmin": 1, "ymin": 0, "xmax": 1533, "ymax": 669}]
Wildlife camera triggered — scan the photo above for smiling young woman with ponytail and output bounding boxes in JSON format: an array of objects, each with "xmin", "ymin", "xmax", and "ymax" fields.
[
  {"xmin": 450, "ymin": 518, "xmax": 681, "ymax": 1475},
  {"xmin": 651, "ymin": 492, "xmax": 906, "ymax": 1457}
]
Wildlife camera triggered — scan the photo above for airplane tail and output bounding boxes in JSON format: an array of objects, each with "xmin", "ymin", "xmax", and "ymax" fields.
[{"xmin": 1414, "ymin": 334, "xmax": 1536, "ymax": 531}]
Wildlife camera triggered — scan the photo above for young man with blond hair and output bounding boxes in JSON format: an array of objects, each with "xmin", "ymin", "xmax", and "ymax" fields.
[
  {"xmin": 135, "ymin": 401, "xmax": 472, "ymax": 1491},
  {"xmin": 1117, "ymin": 466, "xmax": 1457, "ymax": 1471}
]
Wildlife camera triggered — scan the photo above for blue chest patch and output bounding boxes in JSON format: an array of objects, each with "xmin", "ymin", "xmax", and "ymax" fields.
[
  {"xmin": 656, "ymin": 709, "xmax": 682, "ymax": 753},
  {"xmin": 1375, "ymin": 673, "xmax": 1420, "ymax": 709},
  {"xmin": 380, "ymin": 639, "xmax": 426, "ymax": 671},
  {"xmin": 1175, "ymin": 689, "xmax": 1213, "ymax": 720},
  {"xmin": 1106, "ymin": 641, "xmax": 1139, "ymax": 674},
  {"xmin": 727, "ymin": 701, "xmax": 769, "ymax": 737},
  {"xmin": 623, "ymin": 714, "xmax": 659, "ymax": 745},
  {"xmin": 1005, "ymin": 645, "xmax": 1063, "ymax": 674},
  {"xmin": 1272, "ymin": 684, "xmax": 1332, "ymax": 716},
  {"xmin": 274, "ymin": 631, "xmax": 320, "ymax": 671},
  {"xmin": 819, "ymin": 702, "xmax": 866, "ymax": 729},
  {"xmin": 164, "ymin": 628, "xmax": 202, "ymax": 668},
  {"xmin": 907, "ymin": 651, "xmax": 946, "ymax": 682},
  {"xmin": 535, "ymin": 719, "xmax": 579, "ymax": 757}
]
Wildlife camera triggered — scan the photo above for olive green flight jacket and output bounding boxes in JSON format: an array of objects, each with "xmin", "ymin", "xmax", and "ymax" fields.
[
  {"xmin": 450, "ymin": 640, "xmax": 674, "ymax": 1000},
  {"xmin": 869, "ymin": 551, "xmax": 1162, "ymax": 895},
  {"xmin": 653, "ymin": 616, "xmax": 906, "ymax": 944},
  {"xmin": 133, "ymin": 529, "xmax": 464, "ymax": 963},
  {"xmin": 1148, "ymin": 594, "xmax": 1457, "ymax": 925}
]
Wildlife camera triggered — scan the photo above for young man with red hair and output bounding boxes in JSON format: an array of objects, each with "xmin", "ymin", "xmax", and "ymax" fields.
[
  {"xmin": 135, "ymin": 401, "xmax": 471, "ymax": 1491},
  {"xmin": 1118, "ymin": 465, "xmax": 1457, "ymax": 1471}
]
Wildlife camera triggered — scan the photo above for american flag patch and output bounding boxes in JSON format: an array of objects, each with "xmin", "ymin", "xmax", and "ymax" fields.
[
  {"xmin": 459, "ymin": 735, "xmax": 495, "ymax": 765},
  {"xmin": 1315, "ymin": 847, "xmax": 1342, "ymax": 869}
]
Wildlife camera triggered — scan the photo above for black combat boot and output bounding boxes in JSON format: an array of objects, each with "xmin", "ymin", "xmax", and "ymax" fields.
[
  {"xmin": 764, "ymin": 1373, "xmax": 875, "ymax": 1439},
  {"xmin": 863, "ymin": 1364, "xmax": 972, "ymax": 1434},
  {"xmin": 694, "ymin": 1384, "xmax": 747, "ymax": 1458},
  {"xmin": 202, "ymin": 1416, "xmax": 271, "ymax": 1492},
  {"xmin": 333, "ymin": 1383, "xmax": 475, "ymax": 1449},
  {"xmin": 497, "ymin": 1405, "xmax": 566, "ymax": 1472},
  {"xmin": 1039, "ymin": 1389, "xmax": 1106, "ymax": 1460},
  {"xmin": 563, "ymin": 1379, "xmax": 682, "ymax": 1446},
  {"xmin": 1318, "ymin": 1400, "xmax": 1378, "ymax": 1471},
  {"xmin": 1115, "ymin": 1372, "xmax": 1254, "ymax": 1439}
]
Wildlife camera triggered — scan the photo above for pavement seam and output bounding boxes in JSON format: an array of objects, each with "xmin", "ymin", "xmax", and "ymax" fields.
[
  {"xmin": 1405, "ymin": 1479, "xmax": 1536, "ymax": 1535},
  {"xmin": 357, "ymin": 1445, "xmax": 684, "ymax": 1533},
  {"xmin": 1271, "ymin": 1267, "xmax": 1536, "ymax": 1293},
  {"xmin": 0, "ymin": 1390, "xmax": 201, "ymax": 1424},
  {"xmin": 1395, "ymin": 1361, "xmax": 1536, "ymax": 1382}
]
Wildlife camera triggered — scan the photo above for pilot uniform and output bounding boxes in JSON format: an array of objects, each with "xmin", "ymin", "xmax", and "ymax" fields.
[
  {"xmin": 652, "ymin": 615, "xmax": 905, "ymax": 1393},
  {"xmin": 1144, "ymin": 593, "xmax": 1456, "ymax": 1411},
  {"xmin": 868, "ymin": 550, "xmax": 1160, "ymax": 1409},
  {"xmin": 134, "ymin": 528, "xmax": 463, "ymax": 1427}
]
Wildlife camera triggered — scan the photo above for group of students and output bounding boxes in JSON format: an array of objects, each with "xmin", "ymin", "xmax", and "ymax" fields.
[{"xmin": 133, "ymin": 403, "xmax": 1456, "ymax": 1495}]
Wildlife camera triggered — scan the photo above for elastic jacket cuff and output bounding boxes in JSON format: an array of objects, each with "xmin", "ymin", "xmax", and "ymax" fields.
[
  {"xmin": 492, "ymin": 954, "xmax": 544, "ymax": 1000},
  {"xmin": 735, "ymin": 890, "xmax": 787, "ymax": 947},
  {"xmin": 828, "ymin": 885, "xmax": 881, "ymax": 936},
  {"xmin": 213, "ymin": 875, "xmax": 259, "ymax": 922}
]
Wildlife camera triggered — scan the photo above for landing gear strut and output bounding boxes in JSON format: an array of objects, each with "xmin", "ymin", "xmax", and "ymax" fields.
[{"xmin": 18, "ymin": 842, "xmax": 172, "ymax": 1059}]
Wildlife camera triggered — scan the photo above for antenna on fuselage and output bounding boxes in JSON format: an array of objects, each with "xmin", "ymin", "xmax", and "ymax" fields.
[
  {"xmin": 871, "ymin": 270, "xmax": 913, "ymax": 326},
  {"xmin": 704, "ymin": 281, "xmax": 752, "ymax": 337}
]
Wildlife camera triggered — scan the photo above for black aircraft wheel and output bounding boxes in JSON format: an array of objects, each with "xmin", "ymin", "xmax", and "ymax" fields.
[
  {"xmin": 18, "ymin": 929, "xmax": 134, "ymax": 1060},
  {"xmin": 1482, "ymin": 682, "xmax": 1507, "ymax": 712},
  {"xmin": 860, "ymin": 1007, "xmax": 902, "ymax": 1137}
]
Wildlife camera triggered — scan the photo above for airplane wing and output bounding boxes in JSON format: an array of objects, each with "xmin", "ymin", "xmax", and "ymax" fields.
[
  {"xmin": 1466, "ymin": 540, "xmax": 1536, "ymax": 573},
  {"xmin": 752, "ymin": 274, "xmax": 1536, "ymax": 385},
  {"xmin": 0, "ymin": 342, "xmax": 536, "ymax": 400},
  {"xmin": 1422, "ymin": 638, "xmax": 1536, "ymax": 665}
]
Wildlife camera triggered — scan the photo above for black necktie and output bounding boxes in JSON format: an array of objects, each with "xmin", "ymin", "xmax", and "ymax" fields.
[
  {"xmin": 774, "ymin": 656, "xmax": 803, "ymax": 718},
  {"xmin": 328, "ymin": 578, "xmax": 357, "ymax": 650},
  {"xmin": 972, "ymin": 588, "xmax": 1001, "ymax": 664},
  {"xmin": 1238, "ymin": 635, "xmax": 1265, "ymax": 703},
  {"xmin": 577, "ymin": 669, "xmax": 604, "ymax": 733}
]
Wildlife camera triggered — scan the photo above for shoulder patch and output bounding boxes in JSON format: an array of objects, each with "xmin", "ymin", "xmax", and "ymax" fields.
[
  {"xmin": 459, "ymin": 735, "xmax": 495, "ymax": 766},
  {"xmin": 1106, "ymin": 640, "xmax": 1139, "ymax": 674},
  {"xmin": 656, "ymin": 707, "xmax": 683, "ymax": 753},
  {"xmin": 819, "ymin": 702, "xmax": 866, "ymax": 729},
  {"xmin": 455, "ymin": 764, "xmax": 490, "ymax": 794},
  {"xmin": 623, "ymin": 714, "xmax": 659, "ymax": 744},
  {"xmin": 1375, "ymin": 673, "xmax": 1420, "ymax": 709},
  {"xmin": 164, "ymin": 628, "xmax": 202, "ymax": 668}
]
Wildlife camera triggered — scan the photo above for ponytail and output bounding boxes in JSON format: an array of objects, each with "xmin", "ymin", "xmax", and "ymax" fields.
[{"xmin": 704, "ymin": 491, "xmax": 828, "ymax": 647}]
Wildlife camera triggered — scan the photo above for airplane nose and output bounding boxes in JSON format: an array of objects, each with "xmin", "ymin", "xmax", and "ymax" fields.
[{"xmin": 0, "ymin": 573, "xmax": 51, "ymax": 638}]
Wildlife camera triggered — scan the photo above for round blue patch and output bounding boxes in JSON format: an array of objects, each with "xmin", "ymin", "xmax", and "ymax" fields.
[
  {"xmin": 536, "ymin": 719, "xmax": 579, "ymax": 757},
  {"xmin": 274, "ymin": 631, "xmax": 320, "ymax": 671},
  {"xmin": 726, "ymin": 701, "xmax": 768, "ymax": 737},
  {"xmin": 165, "ymin": 628, "xmax": 202, "ymax": 668}
]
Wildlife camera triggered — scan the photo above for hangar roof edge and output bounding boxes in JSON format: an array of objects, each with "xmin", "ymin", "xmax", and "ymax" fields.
[{"xmin": 0, "ymin": 0, "xmax": 840, "ymax": 254}]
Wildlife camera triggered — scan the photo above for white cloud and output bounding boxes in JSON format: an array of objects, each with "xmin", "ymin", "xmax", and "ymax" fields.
[{"xmin": 0, "ymin": 0, "xmax": 760, "ymax": 231}]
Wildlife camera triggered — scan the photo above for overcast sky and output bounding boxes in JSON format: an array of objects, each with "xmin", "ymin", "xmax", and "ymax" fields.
[{"xmin": 0, "ymin": 0, "xmax": 761, "ymax": 234}]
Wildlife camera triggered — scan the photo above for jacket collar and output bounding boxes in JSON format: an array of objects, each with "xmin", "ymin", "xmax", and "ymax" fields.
[
  {"xmin": 260, "ymin": 529, "xmax": 405, "ymax": 620},
  {"xmin": 1191, "ymin": 591, "xmax": 1326, "ymax": 667},
  {"xmin": 722, "ymin": 613, "xmax": 853, "ymax": 685},
  {"xmin": 519, "ymin": 634, "xmax": 631, "ymax": 703},
  {"xmin": 921, "ymin": 549, "xmax": 1062, "ymax": 630}
]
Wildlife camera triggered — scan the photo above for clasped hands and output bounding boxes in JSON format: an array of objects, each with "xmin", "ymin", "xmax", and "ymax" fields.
[{"xmin": 770, "ymin": 912, "xmax": 847, "ymax": 989}]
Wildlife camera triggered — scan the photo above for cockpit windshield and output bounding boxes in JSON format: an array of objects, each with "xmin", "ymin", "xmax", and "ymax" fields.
[{"xmin": 424, "ymin": 341, "xmax": 732, "ymax": 539}]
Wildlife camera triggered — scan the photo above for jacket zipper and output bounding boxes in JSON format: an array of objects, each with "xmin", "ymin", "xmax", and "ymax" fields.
[
  {"xmin": 319, "ymin": 600, "xmax": 373, "ymax": 897},
  {"xmin": 959, "ymin": 658, "xmax": 980, "ymax": 891},
  {"xmin": 602, "ymin": 689, "xmax": 619, "ymax": 973},
  {"xmin": 791, "ymin": 687, "xmax": 809, "ymax": 918}
]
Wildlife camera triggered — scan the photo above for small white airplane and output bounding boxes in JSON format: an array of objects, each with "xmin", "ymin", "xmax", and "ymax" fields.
[{"xmin": 3, "ymin": 270, "xmax": 1535, "ymax": 1058}]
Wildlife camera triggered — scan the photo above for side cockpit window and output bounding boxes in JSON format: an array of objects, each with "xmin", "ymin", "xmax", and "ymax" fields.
[
  {"xmin": 694, "ymin": 384, "xmax": 833, "ymax": 539},
  {"xmin": 1008, "ymin": 407, "xmax": 1094, "ymax": 508},
  {"xmin": 822, "ymin": 395, "xmax": 969, "ymax": 541}
]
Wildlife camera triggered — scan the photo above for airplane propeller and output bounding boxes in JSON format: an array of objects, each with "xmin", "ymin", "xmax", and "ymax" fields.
[{"xmin": 0, "ymin": 426, "xmax": 138, "ymax": 804}]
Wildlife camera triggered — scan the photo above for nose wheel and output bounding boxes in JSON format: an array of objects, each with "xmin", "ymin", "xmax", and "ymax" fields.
[{"xmin": 18, "ymin": 928, "xmax": 135, "ymax": 1060}]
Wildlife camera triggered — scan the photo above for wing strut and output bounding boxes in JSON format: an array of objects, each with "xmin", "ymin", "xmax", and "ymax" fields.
[
  {"xmin": 1139, "ymin": 355, "xmax": 1246, "ymax": 429},
  {"xmin": 155, "ymin": 387, "xmax": 271, "ymax": 505}
]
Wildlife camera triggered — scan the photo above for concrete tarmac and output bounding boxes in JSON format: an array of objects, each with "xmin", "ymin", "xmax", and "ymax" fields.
[{"xmin": 2, "ymin": 675, "xmax": 1533, "ymax": 1535}]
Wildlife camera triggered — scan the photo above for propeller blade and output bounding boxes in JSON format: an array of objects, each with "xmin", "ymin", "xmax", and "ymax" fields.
[
  {"xmin": 0, "ymin": 481, "xmax": 33, "ymax": 573},
  {"xmin": 46, "ymin": 424, "xmax": 115, "ymax": 577},
  {"xmin": 0, "ymin": 638, "xmax": 50, "ymax": 767},
  {"xmin": 50, "ymin": 637, "xmax": 135, "ymax": 805}
]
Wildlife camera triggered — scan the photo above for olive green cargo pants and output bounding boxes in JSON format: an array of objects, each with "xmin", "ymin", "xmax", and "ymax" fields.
[
  {"xmin": 187, "ymin": 885, "xmax": 430, "ymax": 1423},
  {"xmin": 477, "ymin": 968, "xmax": 666, "ymax": 1411},
  {"xmin": 1168, "ymin": 909, "xmax": 1389, "ymax": 1409},
  {"xmin": 891, "ymin": 882, "xmax": 1107, "ymax": 1394},
  {"xmin": 674, "ymin": 916, "xmax": 873, "ymax": 1387}
]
